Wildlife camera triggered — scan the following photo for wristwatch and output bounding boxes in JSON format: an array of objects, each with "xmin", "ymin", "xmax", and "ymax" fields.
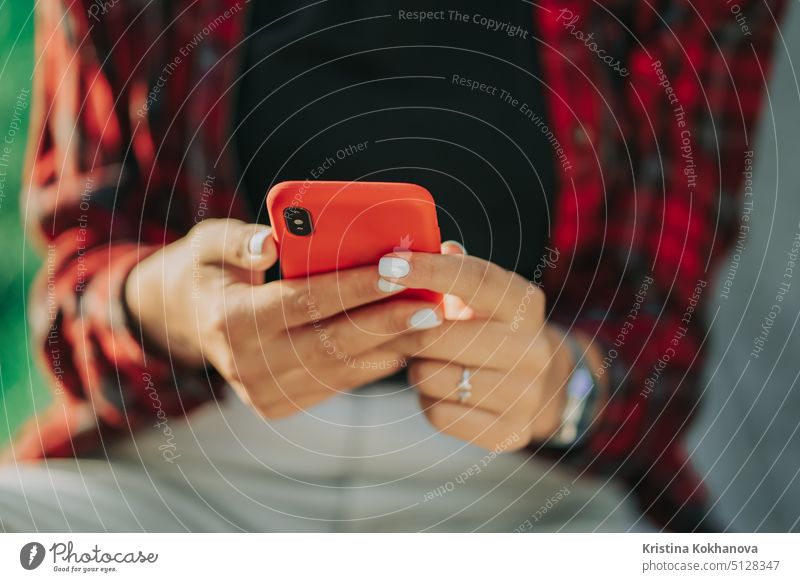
[{"xmin": 551, "ymin": 331, "xmax": 599, "ymax": 447}]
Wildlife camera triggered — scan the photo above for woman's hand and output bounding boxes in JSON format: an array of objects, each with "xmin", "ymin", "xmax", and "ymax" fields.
[
  {"xmin": 124, "ymin": 218, "xmax": 444, "ymax": 419},
  {"xmin": 382, "ymin": 243, "xmax": 604, "ymax": 451}
]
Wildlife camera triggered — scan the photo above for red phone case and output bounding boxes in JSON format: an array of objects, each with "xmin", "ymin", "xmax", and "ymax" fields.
[{"xmin": 266, "ymin": 181, "xmax": 441, "ymax": 302}]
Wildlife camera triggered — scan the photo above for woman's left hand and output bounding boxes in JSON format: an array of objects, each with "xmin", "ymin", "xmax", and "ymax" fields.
[{"xmin": 381, "ymin": 243, "xmax": 580, "ymax": 452}]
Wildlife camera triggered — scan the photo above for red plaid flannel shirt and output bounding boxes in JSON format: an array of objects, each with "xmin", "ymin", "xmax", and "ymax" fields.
[{"xmin": 12, "ymin": 0, "xmax": 785, "ymax": 530}]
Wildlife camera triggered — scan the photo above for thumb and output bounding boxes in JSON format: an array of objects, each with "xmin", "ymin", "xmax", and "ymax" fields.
[
  {"xmin": 441, "ymin": 240, "xmax": 474, "ymax": 321},
  {"xmin": 194, "ymin": 218, "xmax": 277, "ymax": 273}
]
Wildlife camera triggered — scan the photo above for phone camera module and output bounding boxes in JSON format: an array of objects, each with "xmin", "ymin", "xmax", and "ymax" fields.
[{"xmin": 284, "ymin": 207, "xmax": 313, "ymax": 236}]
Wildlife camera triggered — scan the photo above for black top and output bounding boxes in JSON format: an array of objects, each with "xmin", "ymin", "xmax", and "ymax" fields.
[{"xmin": 235, "ymin": 1, "xmax": 555, "ymax": 279}]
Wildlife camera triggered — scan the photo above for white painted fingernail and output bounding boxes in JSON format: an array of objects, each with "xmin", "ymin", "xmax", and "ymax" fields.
[
  {"xmin": 409, "ymin": 308, "xmax": 442, "ymax": 330},
  {"xmin": 442, "ymin": 240, "xmax": 467, "ymax": 254},
  {"xmin": 248, "ymin": 228, "xmax": 272, "ymax": 257},
  {"xmin": 379, "ymin": 256, "xmax": 410, "ymax": 278},
  {"xmin": 378, "ymin": 278, "xmax": 406, "ymax": 293}
]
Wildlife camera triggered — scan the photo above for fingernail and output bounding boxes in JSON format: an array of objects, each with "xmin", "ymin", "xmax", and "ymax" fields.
[
  {"xmin": 248, "ymin": 228, "xmax": 272, "ymax": 257},
  {"xmin": 409, "ymin": 308, "xmax": 442, "ymax": 330},
  {"xmin": 378, "ymin": 278, "xmax": 406, "ymax": 293},
  {"xmin": 442, "ymin": 240, "xmax": 467, "ymax": 254},
  {"xmin": 379, "ymin": 256, "xmax": 410, "ymax": 278}
]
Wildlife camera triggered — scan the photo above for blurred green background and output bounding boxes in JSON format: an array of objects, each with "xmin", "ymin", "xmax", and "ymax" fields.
[{"xmin": 0, "ymin": 1, "xmax": 49, "ymax": 446}]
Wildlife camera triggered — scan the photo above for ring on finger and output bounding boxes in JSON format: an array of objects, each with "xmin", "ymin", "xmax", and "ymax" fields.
[{"xmin": 456, "ymin": 366, "xmax": 473, "ymax": 404}]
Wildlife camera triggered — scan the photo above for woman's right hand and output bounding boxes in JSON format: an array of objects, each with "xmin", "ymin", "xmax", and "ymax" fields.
[{"xmin": 124, "ymin": 218, "xmax": 443, "ymax": 418}]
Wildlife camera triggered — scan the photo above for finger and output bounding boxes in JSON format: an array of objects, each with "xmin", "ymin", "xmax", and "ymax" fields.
[
  {"xmin": 409, "ymin": 359, "xmax": 537, "ymax": 417},
  {"xmin": 227, "ymin": 377, "xmax": 340, "ymax": 421},
  {"xmin": 419, "ymin": 395, "xmax": 529, "ymax": 452},
  {"xmin": 325, "ymin": 349, "xmax": 409, "ymax": 388},
  {"xmin": 440, "ymin": 241, "xmax": 474, "ymax": 321},
  {"xmin": 267, "ymin": 349, "xmax": 409, "ymax": 410},
  {"xmin": 378, "ymin": 251, "xmax": 543, "ymax": 327},
  {"xmin": 253, "ymin": 264, "xmax": 425, "ymax": 330},
  {"xmin": 281, "ymin": 299, "xmax": 444, "ymax": 369},
  {"xmin": 194, "ymin": 218, "xmax": 278, "ymax": 272},
  {"xmin": 387, "ymin": 320, "xmax": 551, "ymax": 374}
]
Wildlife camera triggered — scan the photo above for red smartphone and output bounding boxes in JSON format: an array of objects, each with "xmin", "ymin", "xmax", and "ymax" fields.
[{"xmin": 266, "ymin": 181, "xmax": 441, "ymax": 302}]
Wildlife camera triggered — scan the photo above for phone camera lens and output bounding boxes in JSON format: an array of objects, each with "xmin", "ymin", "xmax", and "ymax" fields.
[{"xmin": 284, "ymin": 207, "xmax": 313, "ymax": 236}]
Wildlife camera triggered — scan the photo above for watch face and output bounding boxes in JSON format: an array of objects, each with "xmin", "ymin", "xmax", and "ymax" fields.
[{"xmin": 568, "ymin": 367, "xmax": 595, "ymax": 399}]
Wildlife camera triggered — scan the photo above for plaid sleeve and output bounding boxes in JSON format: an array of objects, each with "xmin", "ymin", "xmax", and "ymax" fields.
[
  {"xmin": 540, "ymin": 0, "xmax": 785, "ymax": 529},
  {"xmin": 11, "ymin": 2, "xmax": 221, "ymax": 460}
]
